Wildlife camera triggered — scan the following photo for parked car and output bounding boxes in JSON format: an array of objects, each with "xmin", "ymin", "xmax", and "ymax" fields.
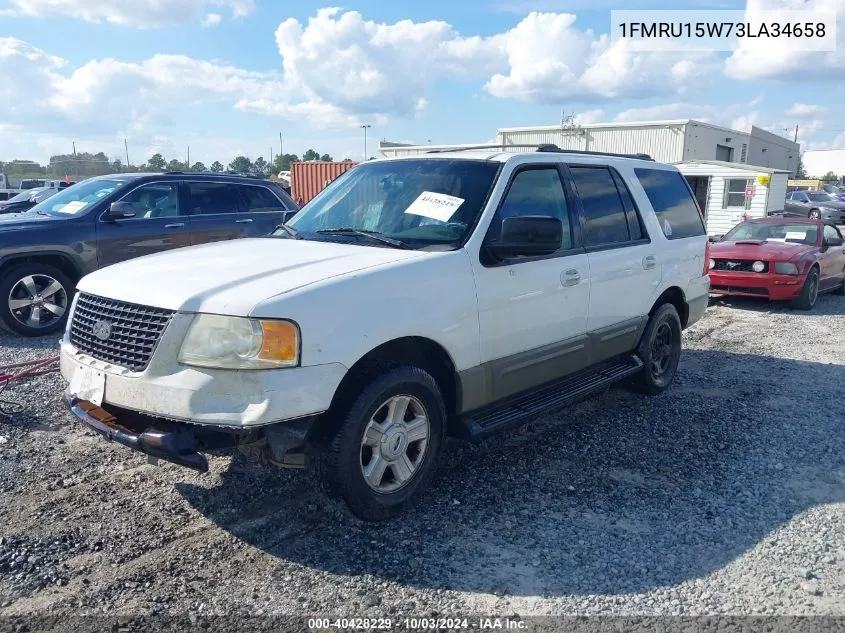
[
  {"xmin": 0, "ymin": 172, "xmax": 298, "ymax": 336},
  {"xmin": 708, "ymin": 217, "xmax": 845, "ymax": 309},
  {"xmin": 60, "ymin": 146, "xmax": 711, "ymax": 521},
  {"xmin": 784, "ymin": 190, "xmax": 845, "ymax": 222},
  {"xmin": 0, "ymin": 187, "xmax": 58, "ymax": 214},
  {"xmin": 821, "ymin": 184, "xmax": 845, "ymax": 201}
]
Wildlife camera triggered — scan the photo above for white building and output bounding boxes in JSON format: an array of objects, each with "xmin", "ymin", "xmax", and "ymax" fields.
[
  {"xmin": 801, "ymin": 149, "xmax": 845, "ymax": 179},
  {"xmin": 381, "ymin": 119, "xmax": 800, "ymax": 173},
  {"xmin": 676, "ymin": 160, "xmax": 789, "ymax": 236}
]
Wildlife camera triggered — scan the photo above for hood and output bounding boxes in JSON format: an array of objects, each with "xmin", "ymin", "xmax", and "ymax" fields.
[
  {"xmin": 0, "ymin": 211, "xmax": 54, "ymax": 228},
  {"xmin": 816, "ymin": 199, "xmax": 845, "ymax": 209},
  {"xmin": 711, "ymin": 239, "xmax": 816, "ymax": 260},
  {"xmin": 77, "ymin": 237, "xmax": 428, "ymax": 315}
]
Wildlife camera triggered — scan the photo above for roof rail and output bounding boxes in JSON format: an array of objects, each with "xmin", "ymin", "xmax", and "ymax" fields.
[{"xmin": 424, "ymin": 143, "xmax": 653, "ymax": 161}]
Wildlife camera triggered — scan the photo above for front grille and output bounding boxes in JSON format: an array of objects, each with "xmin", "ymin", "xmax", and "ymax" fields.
[
  {"xmin": 712, "ymin": 259, "xmax": 769, "ymax": 273},
  {"xmin": 69, "ymin": 293, "xmax": 174, "ymax": 372},
  {"xmin": 711, "ymin": 285, "xmax": 769, "ymax": 296}
]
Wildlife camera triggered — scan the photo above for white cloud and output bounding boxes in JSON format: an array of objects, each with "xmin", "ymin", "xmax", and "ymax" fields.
[
  {"xmin": 614, "ymin": 103, "xmax": 713, "ymax": 122},
  {"xmin": 574, "ymin": 109, "xmax": 604, "ymax": 124},
  {"xmin": 485, "ymin": 12, "xmax": 720, "ymax": 103},
  {"xmin": 725, "ymin": 0, "xmax": 845, "ymax": 80},
  {"xmin": 201, "ymin": 13, "xmax": 222, "ymax": 28},
  {"xmin": 786, "ymin": 103, "xmax": 827, "ymax": 117},
  {"xmin": 4, "ymin": 0, "xmax": 254, "ymax": 26}
]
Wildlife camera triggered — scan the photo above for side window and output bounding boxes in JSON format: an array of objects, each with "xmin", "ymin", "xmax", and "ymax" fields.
[
  {"xmin": 569, "ymin": 166, "xmax": 630, "ymax": 247},
  {"xmin": 798, "ymin": 193, "xmax": 809, "ymax": 202},
  {"xmin": 634, "ymin": 168, "xmax": 706, "ymax": 240},
  {"xmin": 611, "ymin": 169, "xmax": 645, "ymax": 241},
  {"xmin": 496, "ymin": 167, "xmax": 572, "ymax": 251},
  {"xmin": 239, "ymin": 185, "xmax": 287, "ymax": 213},
  {"xmin": 723, "ymin": 178, "xmax": 751, "ymax": 209},
  {"xmin": 119, "ymin": 182, "xmax": 181, "ymax": 219},
  {"xmin": 188, "ymin": 183, "xmax": 244, "ymax": 215},
  {"xmin": 824, "ymin": 224, "xmax": 842, "ymax": 242}
]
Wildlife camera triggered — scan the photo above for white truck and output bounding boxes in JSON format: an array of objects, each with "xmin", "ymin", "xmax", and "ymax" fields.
[{"xmin": 60, "ymin": 145, "xmax": 710, "ymax": 521}]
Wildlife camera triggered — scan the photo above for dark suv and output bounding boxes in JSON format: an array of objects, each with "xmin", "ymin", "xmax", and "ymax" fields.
[{"xmin": 0, "ymin": 172, "xmax": 298, "ymax": 336}]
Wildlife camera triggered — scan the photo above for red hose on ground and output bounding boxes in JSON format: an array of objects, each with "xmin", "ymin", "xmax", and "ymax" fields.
[{"xmin": 0, "ymin": 356, "xmax": 60, "ymax": 386}]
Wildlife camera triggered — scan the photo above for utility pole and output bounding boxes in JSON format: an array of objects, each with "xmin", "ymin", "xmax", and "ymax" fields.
[
  {"xmin": 279, "ymin": 132, "xmax": 283, "ymax": 158},
  {"xmin": 187, "ymin": 146, "xmax": 190, "ymax": 169},
  {"xmin": 124, "ymin": 139, "xmax": 130, "ymax": 170},
  {"xmin": 361, "ymin": 124, "xmax": 372, "ymax": 160},
  {"xmin": 72, "ymin": 142, "xmax": 76, "ymax": 156},
  {"xmin": 794, "ymin": 124, "xmax": 799, "ymax": 143}
]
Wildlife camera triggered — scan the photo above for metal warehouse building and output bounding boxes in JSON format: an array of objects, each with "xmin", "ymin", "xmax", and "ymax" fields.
[{"xmin": 380, "ymin": 119, "xmax": 800, "ymax": 174}]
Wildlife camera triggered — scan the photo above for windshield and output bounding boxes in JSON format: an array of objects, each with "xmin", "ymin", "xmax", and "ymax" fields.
[
  {"xmin": 806, "ymin": 192, "xmax": 834, "ymax": 202},
  {"xmin": 284, "ymin": 159, "xmax": 501, "ymax": 249},
  {"xmin": 7, "ymin": 189, "xmax": 42, "ymax": 203},
  {"xmin": 30, "ymin": 179, "xmax": 125, "ymax": 216},
  {"xmin": 724, "ymin": 222, "xmax": 819, "ymax": 245}
]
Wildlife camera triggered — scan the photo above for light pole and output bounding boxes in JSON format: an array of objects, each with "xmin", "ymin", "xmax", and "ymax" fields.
[{"xmin": 360, "ymin": 124, "xmax": 371, "ymax": 161}]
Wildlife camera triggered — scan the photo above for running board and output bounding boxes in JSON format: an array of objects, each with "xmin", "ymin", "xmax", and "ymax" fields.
[{"xmin": 456, "ymin": 354, "xmax": 643, "ymax": 440}]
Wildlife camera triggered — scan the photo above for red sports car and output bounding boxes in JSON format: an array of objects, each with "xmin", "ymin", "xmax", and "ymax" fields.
[{"xmin": 708, "ymin": 217, "xmax": 845, "ymax": 310}]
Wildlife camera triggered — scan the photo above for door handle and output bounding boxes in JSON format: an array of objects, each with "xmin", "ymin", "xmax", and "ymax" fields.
[
  {"xmin": 235, "ymin": 218, "xmax": 253, "ymax": 224},
  {"xmin": 561, "ymin": 269, "xmax": 580, "ymax": 287},
  {"xmin": 164, "ymin": 223, "xmax": 185, "ymax": 228},
  {"xmin": 643, "ymin": 255, "xmax": 657, "ymax": 270}
]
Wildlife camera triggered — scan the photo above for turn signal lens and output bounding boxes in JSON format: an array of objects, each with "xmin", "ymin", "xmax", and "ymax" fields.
[{"xmin": 258, "ymin": 320, "xmax": 299, "ymax": 364}]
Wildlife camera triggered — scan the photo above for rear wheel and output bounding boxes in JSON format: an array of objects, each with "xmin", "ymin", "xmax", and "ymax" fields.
[
  {"xmin": 628, "ymin": 303, "xmax": 682, "ymax": 396},
  {"xmin": 309, "ymin": 366, "xmax": 446, "ymax": 521},
  {"xmin": 808, "ymin": 209, "xmax": 821, "ymax": 219},
  {"xmin": 0, "ymin": 264, "xmax": 75, "ymax": 336},
  {"xmin": 790, "ymin": 268, "xmax": 819, "ymax": 310}
]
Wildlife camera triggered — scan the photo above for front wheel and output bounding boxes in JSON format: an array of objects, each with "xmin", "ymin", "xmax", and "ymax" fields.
[
  {"xmin": 808, "ymin": 209, "xmax": 821, "ymax": 220},
  {"xmin": 0, "ymin": 264, "xmax": 75, "ymax": 336},
  {"xmin": 309, "ymin": 366, "xmax": 446, "ymax": 521},
  {"xmin": 790, "ymin": 268, "xmax": 819, "ymax": 310},
  {"xmin": 627, "ymin": 303, "xmax": 682, "ymax": 396}
]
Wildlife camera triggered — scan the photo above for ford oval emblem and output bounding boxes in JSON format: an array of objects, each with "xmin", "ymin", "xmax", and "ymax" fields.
[{"xmin": 92, "ymin": 320, "xmax": 113, "ymax": 341}]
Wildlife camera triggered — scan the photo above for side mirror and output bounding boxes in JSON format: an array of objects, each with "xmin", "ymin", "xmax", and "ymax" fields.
[
  {"xmin": 709, "ymin": 234, "xmax": 724, "ymax": 243},
  {"xmin": 487, "ymin": 215, "xmax": 562, "ymax": 259},
  {"xmin": 107, "ymin": 201, "xmax": 136, "ymax": 220},
  {"xmin": 824, "ymin": 236, "xmax": 843, "ymax": 248}
]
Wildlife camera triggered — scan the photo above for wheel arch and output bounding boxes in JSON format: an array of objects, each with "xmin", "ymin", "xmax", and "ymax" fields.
[
  {"xmin": 649, "ymin": 285, "xmax": 689, "ymax": 329},
  {"xmin": 0, "ymin": 251, "xmax": 83, "ymax": 284},
  {"xmin": 309, "ymin": 336, "xmax": 460, "ymax": 444}
]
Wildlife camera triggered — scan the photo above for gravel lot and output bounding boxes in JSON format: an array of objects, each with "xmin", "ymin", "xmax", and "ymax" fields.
[{"xmin": 0, "ymin": 293, "xmax": 843, "ymax": 621}]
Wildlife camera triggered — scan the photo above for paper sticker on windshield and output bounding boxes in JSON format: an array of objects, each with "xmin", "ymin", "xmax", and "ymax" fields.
[
  {"xmin": 55, "ymin": 201, "xmax": 87, "ymax": 214},
  {"xmin": 785, "ymin": 231, "xmax": 807, "ymax": 240},
  {"xmin": 404, "ymin": 191, "xmax": 464, "ymax": 223}
]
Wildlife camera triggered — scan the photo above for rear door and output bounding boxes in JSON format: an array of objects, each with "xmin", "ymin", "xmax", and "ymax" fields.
[
  {"xmin": 235, "ymin": 183, "xmax": 293, "ymax": 236},
  {"xmin": 567, "ymin": 164, "xmax": 658, "ymax": 363},
  {"xmin": 96, "ymin": 181, "xmax": 193, "ymax": 267},
  {"xmin": 185, "ymin": 181, "xmax": 249, "ymax": 245}
]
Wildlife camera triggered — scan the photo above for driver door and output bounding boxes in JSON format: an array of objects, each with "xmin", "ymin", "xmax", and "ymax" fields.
[
  {"xmin": 820, "ymin": 224, "xmax": 845, "ymax": 289},
  {"xmin": 96, "ymin": 181, "xmax": 193, "ymax": 267}
]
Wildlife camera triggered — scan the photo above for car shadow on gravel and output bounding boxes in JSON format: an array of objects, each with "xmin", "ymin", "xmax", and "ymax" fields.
[
  {"xmin": 709, "ymin": 292, "xmax": 845, "ymax": 316},
  {"xmin": 177, "ymin": 349, "xmax": 845, "ymax": 598}
]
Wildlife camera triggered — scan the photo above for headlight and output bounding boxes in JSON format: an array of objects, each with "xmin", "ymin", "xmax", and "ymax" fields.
[
  {"xmin": 178, "ymin": 314, "xmax": 299, "ymax": 369},
  {"xmin": 708, "ymin": 258, "xmax": 715, "ymax": 270},
  {"xmin": 752, "ymin": 260, "xmax": 765, "ymax": 272},
  {"xmin": 774, "ymin": 262, "xmax": 799, "ymax": 275}
]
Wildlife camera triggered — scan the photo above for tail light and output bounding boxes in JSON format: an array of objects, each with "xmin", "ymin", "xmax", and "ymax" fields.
[{"xmin": 703, "ymin": 239, "xmax": 711, "ymax": 275}]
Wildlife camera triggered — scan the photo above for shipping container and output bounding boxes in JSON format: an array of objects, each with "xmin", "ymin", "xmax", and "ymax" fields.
[{"xmin": 291, "ymin": 161, "xmax": 358, "ymax": 205}]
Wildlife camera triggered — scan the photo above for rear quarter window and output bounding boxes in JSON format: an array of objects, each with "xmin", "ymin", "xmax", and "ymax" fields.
[{"xmin": 634, "ymin": 168, "xmax": 706, "ymax": 240}]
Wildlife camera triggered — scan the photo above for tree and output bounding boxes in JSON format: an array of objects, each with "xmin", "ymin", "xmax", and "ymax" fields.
[
  {"xmin": 253, "ymin": 157, "xmax": 269, "ymax": 177},
  {"xmin": 794, "ymin": 154, "xmax": 807, "ymax": 178},
  {"xmin": 111, "ymin": 158, "xmax": 123, "ymax": 172},
  {"xmin": 822, "ymin": 170, "xmax": 838, "ymax": 181},
  {"xmin": 190, "ymin": 162, "xmax": 207, "ymax": 172},
  {"xmin": 210, "ymin": 161, "xmax": 224, "ymax": 173},
  {"xmin": 302, "ymin": 149, "xmax": 320, "ymax": 161},
  {"xmin": 146, "ymin": 153, "xmax": 166, "ymax": 171},
  {"xmin": 272, "ymin": 153, "xmax": 299, "ymax": 173},
  {"xmin": 228, "ymin": 156, "xmax": 253, "ymax": 173},
  {"xmin": 167, "ymin": 159, "xmax": 185, "ymax": 172},
  {"xmin": 342, "ymin": 158, "xmax": 354, "ymax": 163},
  {"xmin": 319, "ymin": 153, "xmax": 333, "ymax": 161}
]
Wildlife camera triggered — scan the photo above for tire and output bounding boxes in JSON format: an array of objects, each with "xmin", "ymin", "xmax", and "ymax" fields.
[
  {"xmin": 309, "ymin": 365, "xmax": 446, "ymax": 521},
  {"xmin": 628, "ymin": 303, "xmax": 682, "ymax": 396},
  {"xmin": 808, "ymin": 209, "xmax": 821, "ymax": 220},
  {"xmin": 790, "ymin": 267, "xmax": 819, "ymax": 311},
  {"xmin": 834, "ymin": 273, "xmax": 845, "ymax": 296},
  {"xmin": 0, "ymin": 263, "xmax": 75, "ymax": 336}
]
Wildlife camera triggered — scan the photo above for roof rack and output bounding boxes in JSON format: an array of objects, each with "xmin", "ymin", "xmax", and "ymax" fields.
[{"xmin": 425, "ymin": 143, "xmax": 653, "ymax": 161}]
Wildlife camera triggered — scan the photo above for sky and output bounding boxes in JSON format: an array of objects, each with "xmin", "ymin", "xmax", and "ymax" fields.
[{"xmin": 1, "ymin": 0, "xmax": 845, "ymax": 167}]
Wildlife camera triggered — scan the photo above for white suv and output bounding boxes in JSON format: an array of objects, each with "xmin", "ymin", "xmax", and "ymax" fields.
[{"xmin": 60, "ymin": 145, "xmax": 711, "ymax": 521}]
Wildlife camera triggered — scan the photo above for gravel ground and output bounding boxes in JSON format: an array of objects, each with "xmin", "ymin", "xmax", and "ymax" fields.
[{"xmin": 0, "ymin": 293, "xmax": 843, "ymax": 621}]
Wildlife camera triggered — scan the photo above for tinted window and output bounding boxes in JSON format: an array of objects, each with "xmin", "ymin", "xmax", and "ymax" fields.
[
  {"xmin": 635, "ymin": 168, "xmax": 706, "ymax": 240},
  {"xmin": 119, "ymin": 182, "xmax": 181, "ymax": 218},
  {"xmin": 611, "ymin": 170, "xmax": 645, "ymax": 241},
  {"xmin": 824, "ymin": 224, "xmax": 842, "ymax": 242},
  {"xmin": 188, "ymin": 182, "xmax": 244, "ymax": 215},
  {"xmin": 496, "ymin": 167, "xmax": 572, "ymax": 250},
  {"xmin": 239, "ymin": 185, "xmax": 286, "ymax": 213},
  {"xmin": 570, "ymin": 166, "xmax": 630, "ymax": 246}
]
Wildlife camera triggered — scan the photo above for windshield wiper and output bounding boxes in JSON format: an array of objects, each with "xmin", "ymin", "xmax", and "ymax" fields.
[
  {"xmin": 275, "ymin": 223, "xmax": 302, "ymax": 239},
  {"xmin": 316, "ymin": 228, "xmax": 410, "ymax": 249}
]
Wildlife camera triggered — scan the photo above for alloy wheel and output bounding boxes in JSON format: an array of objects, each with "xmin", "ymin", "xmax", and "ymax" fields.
[
  {"xmin": 649, "ymin": 322, "xmax": 675, "ymax": 378},
  {"xmin": 8, "ymin": 274, "xmax": 68, "ymax": 330},
  {"xmin": 359, "ymin": 394, "xmax": 430, "ymax": 494}
]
